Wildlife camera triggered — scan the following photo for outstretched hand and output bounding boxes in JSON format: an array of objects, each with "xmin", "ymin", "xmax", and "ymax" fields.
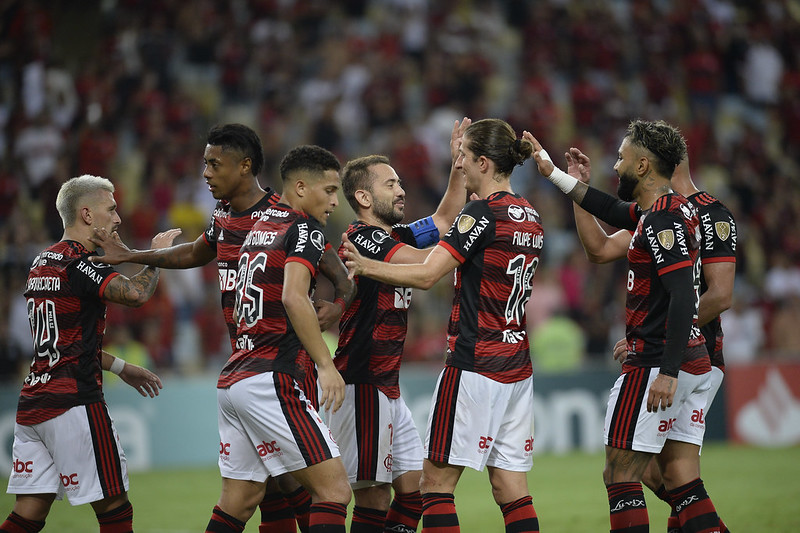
[{"xmin": 151, "ymin": 228, "xmax": 183, "ymax": 249}]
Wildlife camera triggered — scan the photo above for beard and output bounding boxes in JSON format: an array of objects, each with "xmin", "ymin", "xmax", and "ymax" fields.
[
  {"xmin": 617, "ymin": 171, "xmax": 638, "ymax": 202},
  {"xmin": 374, "ymin": 199, "xmax": 404, "ymax": 226}
]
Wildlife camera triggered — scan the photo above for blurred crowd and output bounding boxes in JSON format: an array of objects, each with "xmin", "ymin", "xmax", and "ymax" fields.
[{"xmin": 1, "ymin": 0, "xmax": 799, "ymax": 381}]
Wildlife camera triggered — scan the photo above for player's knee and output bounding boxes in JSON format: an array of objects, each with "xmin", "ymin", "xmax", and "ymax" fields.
[{"xmin": 354, "ymin": 484, "xmax": 391, "ymax": 510}]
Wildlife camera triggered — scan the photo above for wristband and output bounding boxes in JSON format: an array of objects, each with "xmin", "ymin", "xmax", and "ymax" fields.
[
  {"xmin": 334, "ymin": 297, "xmax": 346, "ymax": 314},
  {"xmin": 538, "ymin": 148, "xmax": 579, "ymax": 194},
  {"xmin": 109, "ymin": 357, "xmax": 126, "ymax": 375}
]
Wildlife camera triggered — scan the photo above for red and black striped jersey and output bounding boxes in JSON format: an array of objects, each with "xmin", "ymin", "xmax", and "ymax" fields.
[
  {"xmin": 437, "ymin": 192, "xmax": 543, "ymax": 383},
  {"xmin": 217, "ymin": 204, "xmax": 329, "ymax": 388},
  {"xmin": 334, "ymin": 221, "xmax": 417, "ymax": 399},
  {"xmin": 688, "ymin": 191, "xmax": 737, "ymax": 371},
  {"xmin": 623, "ymin": 194, "xmax": 709, "ymax": 375},
  {"xmin": 17, "ymin": 240, "xmax": 120, "ymax": 425},
  {"xmin": 202, "ymin": 189, "xmax": 281, "ymax": 348}
]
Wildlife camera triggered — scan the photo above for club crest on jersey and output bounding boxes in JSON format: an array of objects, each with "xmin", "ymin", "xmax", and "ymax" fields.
[
  {"xmin": 507, "ymin": 204, "xmax": 525, "ymax": 222},
  {"xmin": 714, "ymin": 221, "xmax": 731, "ymax": 241},
  {"xmin": 372, "ymin": 230, "xmax": 390, "ymax": 244},
  {"xmin": 657, "ymin": 229, "xmax": 675, "ymax": 250},
  {"xmin": 310, "ymin": 230, "xmax": 325, "ymax": 251},
  {"xmin": 457, "ymin": 214, "xmax": 476, "ymax": 233}
]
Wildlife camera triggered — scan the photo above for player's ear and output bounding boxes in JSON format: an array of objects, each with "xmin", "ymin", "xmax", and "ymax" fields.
[
  {"xmin": 355, "ymin": 189, "xmax": 371, "ymax": 209},
  {"xmin": 240, "ymin": 157, "xmax": 252, "ymax": 176},
  {"xmin": 293, "ymin": 178, "xmax": 306, "ymax": 198},
  {"xmin": 80, "ymin": 206, "xmax": 93, "ymax": 225}
]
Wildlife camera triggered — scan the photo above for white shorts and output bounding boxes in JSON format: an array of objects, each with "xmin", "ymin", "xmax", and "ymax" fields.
[
  {"xmin": 604, "ymin": 367, "xmax": 711, "ymax": 453},
  {"xmin": 7, "ymin": 402, "xmax": 128, "ymax": 506},
  {"xmin": 326, "ymin": 384, "xmax": 423, "ymax": 488},
  {"xmin": 217, "ymin": 372, "xmax": 340, "ymax": 482},
  {"xmin": 424, "ymin": 367, "xmax": 535, "ymax": 473},
  {"xmin": 706, "ymin": 366, "xmax": 723, "ymax": 412}
]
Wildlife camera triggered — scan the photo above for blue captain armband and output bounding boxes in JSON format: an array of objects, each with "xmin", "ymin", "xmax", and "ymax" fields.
[{"xmin": 409, "ymin": 216, "xmax": 439, "ymax": 248}]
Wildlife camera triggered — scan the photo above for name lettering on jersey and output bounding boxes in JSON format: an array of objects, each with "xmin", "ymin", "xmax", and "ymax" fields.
[
  {"xmin": 26, "ymin": 276, "xmax": 61, "ymax": 292},
  {"xmin": 463, "ymin": 216, "xmax": 490, "ymax": 252},
  {"xmin": 24, "ymin": 371, "xmax": 52, "ymax": 387},
  {"xmin": 645, "ymin": 226, "xmax": 664, "ymax": 263},
  {"xmin": 213, "ymin": 207, "xmax": 228, "ymax": 219},
  {"xmin": 354, "ymin": 233, "xmax": 380, "ymax": 255},
  {"xmin": 235, "ymin": 334, "xmax": 254, "ymax": 351},
  {"xmin": 674, "ymin": 222, "xmax": 688, "ymax": 257},
  {"xmin": 244, "ymin": 230, "xmax": 277, "ymax": 247},
  {"xmin": 295, "ymin": 223, "xmax": 309, "ymax": 253},
  {"xmin": 512, "ymin": 231, "xmax": 543, "ymax": 249},
  {"xmin": 502, "ymin": 329, "xmax": 526, "ymax": 344},
  {"xmin": 76, "ymin": 261, "xmax": 104, "ymax": 285}
]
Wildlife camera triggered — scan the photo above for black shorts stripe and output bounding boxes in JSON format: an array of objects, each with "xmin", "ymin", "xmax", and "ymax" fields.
[
  {"xmin": 275, "ymin": 373, "xmax": 332, "ymax": 465},
  {"xmin": 609, "ymin": 368, "xmax": 648, "ymax": 449},
  {"xmin": 85, "ymin": 402, "xmax": 125, "ymax": 498},
  {"xmin": 427, "ymin": 367, "xmax": 461, "ymax": 462},
  {"xmin": 354, "ymin": 384, "xmax": 380, "ymax": 480}
]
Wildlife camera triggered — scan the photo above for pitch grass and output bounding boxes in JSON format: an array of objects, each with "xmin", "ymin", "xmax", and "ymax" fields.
[{"xmin": 1, "ymin": 444, "xmax": 798, "ymax": 532}]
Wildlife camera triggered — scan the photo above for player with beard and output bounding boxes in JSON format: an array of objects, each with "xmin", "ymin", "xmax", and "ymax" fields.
[
  {"xmin": 328, "ymin": 119, "xmax": 471, "ymax": 533},
  {"xmin": 342, "ymin": 118, "xmax": 543, "ymax": 533},
  {"xmin": 563, "ymin": 151, "xmax": 734, "ymax": 533},
  {"xmin": 2, "ymin": 175, "xmax": 173, "ymax": 533},
  {"xmin": 88, "ymin": 124, "xmax": 355, "ymax": 533},
  {"xmin": 526, "ymin": 120, "xmax": 725, "ymax": 533}
]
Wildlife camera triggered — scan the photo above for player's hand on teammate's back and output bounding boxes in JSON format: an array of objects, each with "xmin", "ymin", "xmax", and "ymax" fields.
[
  {"xmin": 317, "ymin": 364, "xmax": 345, "ymax": 413},
  {"xmin": 119, "ymin": 362, "xmax": 163, "ymax": 398}
]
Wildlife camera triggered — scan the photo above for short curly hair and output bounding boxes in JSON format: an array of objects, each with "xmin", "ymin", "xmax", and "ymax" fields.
[{"xmin": 624, "ymin": 119, "xmax": 687, "ymax": 179}]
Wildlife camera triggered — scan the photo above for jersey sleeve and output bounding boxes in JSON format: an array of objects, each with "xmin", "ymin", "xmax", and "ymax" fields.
[
  {"xmin": 439, "ymin": 201, "xmax": 495, "ymax": 263},
  {"xmin": 349, "ymin": 224, "xmax": 407, "ymax": 263},
  {"xmin": 285, "ymin": 218, "xmax": 327, "ymax": 274},
  {"xmin": 202, "ymin": 201, "xmax": 226, "ymax": 250},
  {"xmin": 642, "ymin": 211, "xmax": 693, "ymax": 277},
  {"xmin": 69, "ymin": 258, "xmax": 119, "ymax": 300},
  {"xmin": 700, "ymin": 204, "xmax": 737, "ymax": 264}
]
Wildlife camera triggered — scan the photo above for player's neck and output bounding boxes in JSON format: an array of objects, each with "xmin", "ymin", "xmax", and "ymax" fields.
[
  {"xmin": 635, "ymin": 176, "xmax": 672, "ymax": 210},
  {"xmin": 228, "ymin": 183, "xmax": 267, "ymax": 212},
  {"xmin": 61, "ymin": 228, "xmax": 93, "ymax": 251},
  {"xmin": 478, "ymin": 178, "xmax": 512, "ymax": 199}
]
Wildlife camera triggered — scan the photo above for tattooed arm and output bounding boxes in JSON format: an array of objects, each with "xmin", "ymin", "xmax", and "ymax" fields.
[
  {"xmin": 88, "ymin": 228, "xmax": 216, "ymax": 269},
  {"xmin": 101, "ymin": 229, "xmax": 179, "ymax": 307}
]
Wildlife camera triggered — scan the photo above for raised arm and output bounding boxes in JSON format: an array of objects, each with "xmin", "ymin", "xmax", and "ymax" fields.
[
  {"xmin": 283, "ymin": 262, "xmax": 345, "ymax": 412},
  {"xmin": 342, "ymin": 233, "xmax": 460, "ymax": 289},
  {"xmin": 429, "ymin": 118, "xmax": 472, "ymax": 235},
  {"xmin": 565, "ymin": 147, "xmax": 632, "ymax": 263},
  {"xmin": 89, "ymin": 228, "xmax": 217, "ymax": 269},
  {"xmin": 102, "ymin": 230, "xmax": 179, "ymax": 307}
]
